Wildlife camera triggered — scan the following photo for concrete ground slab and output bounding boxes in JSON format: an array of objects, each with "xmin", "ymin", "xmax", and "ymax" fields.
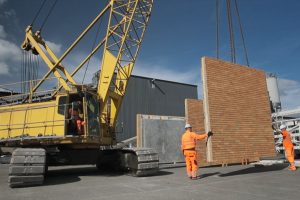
[{"xmin": 0, "ymin": 163, "xmax": 299, "ymax": 200}]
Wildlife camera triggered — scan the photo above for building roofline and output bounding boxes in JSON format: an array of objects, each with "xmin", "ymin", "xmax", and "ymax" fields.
[{"xmin": 131, "ymin": 74, "xmax": 198, "ymax": 87}]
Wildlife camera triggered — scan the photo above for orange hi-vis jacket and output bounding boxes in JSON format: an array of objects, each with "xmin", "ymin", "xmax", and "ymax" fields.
[
  {"xmin": 181, "ymin": 131, "xmax": 207, "ymax": 151},
  {"xmin": 281, "ymin": 130, "xmax": 293, "ymax": 148}
]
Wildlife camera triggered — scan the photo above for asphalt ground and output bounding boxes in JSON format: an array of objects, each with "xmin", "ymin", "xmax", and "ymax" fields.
[{"xmin": 0, "ymin": 163, "xmax": 299, "ymax": 200}]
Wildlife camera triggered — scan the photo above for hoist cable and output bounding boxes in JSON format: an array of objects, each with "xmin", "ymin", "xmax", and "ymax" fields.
[
  {"xmin": 31, "ymin": 0, "xmax": 47, "ymax": 26},
  {"xmin": 216, "ymin": 0, "xmax": 220, "ymax": 59},
  {"xmin": 39, "ymin": 0, "xmax": 58, "ymax": 31},
  {"xmin": 21, "ymin": 51, "xmax": 24, "ymax": 93},
  {"xmin": 226, "ymin": 0, "xmax": 236, "ymax": 63},
  {"xmin": 233, "ymin": 0, "xmax": 249, "ymax": 66},
  {"xmin": 82, "ymin": 16, "xmax": 103, "ymax": 84}
]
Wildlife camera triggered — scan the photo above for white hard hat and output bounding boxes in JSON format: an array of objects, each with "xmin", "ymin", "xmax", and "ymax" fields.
[
  {"xmin": 279, "ymin": 124, "xmax": 286, "ymax": 130},
  {"xmin": 185, "ymin": 124, "xmax": 192, "ymax": 129}
]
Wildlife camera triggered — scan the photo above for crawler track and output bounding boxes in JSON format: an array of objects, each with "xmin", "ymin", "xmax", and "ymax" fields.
[
  {"xmin": 7, "ymin": 147, "xmax": 159, "ymax": 187},
  {"xmin": 120, "ymin": 148, "xmax": 159, "ymax": 176},
  {"xmin": 8, "ymin": 148, "xmax": 46, "ymax": 188}
]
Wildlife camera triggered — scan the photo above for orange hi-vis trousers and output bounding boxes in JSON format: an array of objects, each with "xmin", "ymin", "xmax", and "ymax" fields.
[
  {"xmin": 184, "ymin": 150, "xmax": 198, "ymax": 173},
  {"xmin": 285, "ymin": 146, "xmax": 295, "ymax": 165},
  {"xmin": 76, "ymin": 120, "xmax": 85, "ymax": 134}
]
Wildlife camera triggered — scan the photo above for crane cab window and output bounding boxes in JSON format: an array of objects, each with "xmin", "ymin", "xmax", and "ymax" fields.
[
  {"xmin": 57, "ymin": 96, "xmax": 67, "ymax": 115},
  {"xmin": 86, "ymin": 94, "xmax": 100, "ymax": 136}
]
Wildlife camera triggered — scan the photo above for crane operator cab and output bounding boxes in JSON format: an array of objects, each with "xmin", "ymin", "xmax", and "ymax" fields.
[{"xmin": 58, "ymin": 91, "xmax": 100, "ymax": 137}]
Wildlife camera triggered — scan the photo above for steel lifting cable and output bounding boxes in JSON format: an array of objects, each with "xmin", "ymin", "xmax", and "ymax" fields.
[
  {"xmin": 226, "ymin": 0, "xmax": 236, "ymax": 63},
  {"xmin": 233, "ymin": 0, "xmax": 249, "ymax": 66},
  {"xmin": 24, "ymin": 52, "xmax": 28, "ymax": 93},
  {"xmin": 22, "ymin": 50, "xmax": 26, "ymax": 93},
  {"xmin": 25, "ymin": 52, "xmax": 29, "ymax": 92},
  {"xmin": 28, "ymin": 53, "xmax": 32, "ymax": 92},
  {"xmin": 35, "ymin": 56, "xmax": 39, "ymax": 86},
  {"xmin": 216, "ymin": 0, "xmax": 220, "ymax": 59},
  {"xmin": 21, "ymin": 51, "xmax": 25, "ymax": 93},
  {"xmin": 22, "ymin": 0, "xmax": 47, "ymax": 93},
  {"xmin": 81, "ymin": 16, "xmax": 104, "ymax": 84},
  {"xmin": 31, "ymin": 0, "xmax": 47, "ymax": 26},
  {"xmin": 32, "ymin": 55, "xmax": 38, "ymax": 87},
  {"xmin": 39, "ymin": 0, "xmax": 58, "ymax": 31},
  {"xmin": 21, "ymin": 50, "xmax": 39, "ymax": 93}
]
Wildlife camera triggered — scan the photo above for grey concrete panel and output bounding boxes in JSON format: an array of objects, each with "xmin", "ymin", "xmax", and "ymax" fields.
[{"xmin": 138, "ymin": 115, "xmax": 185, "ymax": 163}]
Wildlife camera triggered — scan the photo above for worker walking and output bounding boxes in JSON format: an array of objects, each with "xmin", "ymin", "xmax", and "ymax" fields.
[
  {"xmin": 181, "ymin": 124, "xmax": 213, "ymax": 180},
  {"xmin": 280, "ymin": 125, "xmax": 296, "ymax": 171}
]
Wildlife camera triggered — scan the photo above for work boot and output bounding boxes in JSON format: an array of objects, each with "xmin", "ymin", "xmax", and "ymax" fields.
[
  {"xmin": 191, "ymin": 171, "xmax": 197, "ymax": 178},
  {"xmin": 289, "ymin": 165, "xmax": 296, "ymax": 171}
]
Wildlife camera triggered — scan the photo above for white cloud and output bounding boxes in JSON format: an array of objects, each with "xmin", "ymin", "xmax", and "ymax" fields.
[
  {"xmin": 60, "ymin": 50, "xmax": 101, "ymax": 84},
  {"xmin": 0, "ymin": 62, "xmax": 9, "ymax": 75},
  {"xmin": 46, "ymin": 40, "xmax": 62, "ymax": 55},
  {"xmin": 0, "ymin": 38, "xmax": 21, "ymax": 61},
  {"xmin": 3, "ymin": 9, "xmax": 15, "ymax": 17},
  {"xmin": 72, "ymin": 57, "xmax": 100, "ymax": 84},
  {"xmin": 0, "ymin": 24, "xmax": 22, "ymax": 76},
  {"xmin": 0, "ymin": 0, "xmax": 7, "ymax": 6},
  {"xmin": 278, "ymin": 78, "xmax": 300, "ymax": 110},
  {"xmin": 133, "ymin": 61, "xmax": 202, "ymax": 98},
  {"xmin": 0, "ymin": 25, "xmax": 6, "ymax": 38},
  {"xmin": 133, "ymin": 62, "xmax": 199, "ymax": 85}
]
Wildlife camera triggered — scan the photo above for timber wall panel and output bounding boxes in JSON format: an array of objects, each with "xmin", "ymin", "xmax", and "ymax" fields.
[
  {"xmin": 201, "ymin": 57, "xmax": 275, "ymax": 165},
  {"xmin": 185, "ymin": 99, "xmax": 208, "ymax": 166}
]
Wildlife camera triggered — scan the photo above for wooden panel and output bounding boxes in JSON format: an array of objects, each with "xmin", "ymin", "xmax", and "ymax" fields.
[
  {"xmin": 185, "ymin": 99, "xmax": 209, "ymax": 167},
  {"xmin": 201, "ymin": 57, "xmax": 276, "ymax": 165}
]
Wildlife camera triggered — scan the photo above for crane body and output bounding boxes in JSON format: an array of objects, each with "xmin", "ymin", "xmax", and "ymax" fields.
[{"xmin": 0, "ymin": 0, "xmax": 158, "ymax": 187}]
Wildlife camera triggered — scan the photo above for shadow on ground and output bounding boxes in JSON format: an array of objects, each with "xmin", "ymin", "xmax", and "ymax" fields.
[
  {"xmin": 159, "ymin": 163, "xmax": 185, "ymax": 169},
  {"xmin": 44, "ymin": 166, "xmax": 173, "ymax": 186},
  {"xmin": 199, "ymin": 172, "xmax": 221, "ymax": 179},
  {"xmin": 219, "ymin": 164, "xmax": 288, "ymax": 177}
]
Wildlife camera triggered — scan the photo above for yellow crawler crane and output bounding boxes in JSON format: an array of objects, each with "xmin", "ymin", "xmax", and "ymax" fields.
[{"xmin": 0, "ymin": 0, "xmax": 158, "ymax": 187}]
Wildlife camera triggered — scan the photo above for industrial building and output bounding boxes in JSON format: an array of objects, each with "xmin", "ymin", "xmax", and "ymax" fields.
[{"xmin": 116, "ymin": 75, "xmax": 197, "ymax": 141}]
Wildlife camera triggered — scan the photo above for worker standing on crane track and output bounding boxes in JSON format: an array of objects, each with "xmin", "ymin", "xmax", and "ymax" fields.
[
  {"xmin": 279, "ymin": 125, "xmax": 296, "ymax": 171},
  {"xmin": 181, "ymin": 124, "xmax": 213, "ymax": 180}
]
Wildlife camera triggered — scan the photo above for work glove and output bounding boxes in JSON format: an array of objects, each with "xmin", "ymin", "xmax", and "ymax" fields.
[{"xmin": 207, "ymin": 131, "xmax": 213, "ymax": 137}]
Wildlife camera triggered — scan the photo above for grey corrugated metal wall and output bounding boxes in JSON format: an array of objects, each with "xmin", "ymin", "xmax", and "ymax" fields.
[{"xmin": 116, "ymin": 75, "xmax": 197, "ymax": 141}]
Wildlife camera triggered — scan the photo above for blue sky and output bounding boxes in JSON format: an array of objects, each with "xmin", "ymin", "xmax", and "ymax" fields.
[{"xmin": 0, "ymin": 0, "xmax": 300, "ymax": 109}]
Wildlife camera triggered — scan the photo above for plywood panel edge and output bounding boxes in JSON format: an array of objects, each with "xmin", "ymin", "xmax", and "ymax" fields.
[
  {"xmin": 184, "ymin": 99, "xmax": 188, "ymax": 124},
  {"xmin": 201, "ymin": 57, "xmax": 213, "ymax": 162},
  {"xmin": 136, "ymin": 114, "xmax": 142, "ymax": 147}
]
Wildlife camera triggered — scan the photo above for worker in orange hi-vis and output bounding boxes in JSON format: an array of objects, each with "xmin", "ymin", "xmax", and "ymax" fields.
[
  {"xmin": 69, "ymin": 101, "xmax": 84, "ymax": 135},
  {"xmin": 279, "ymin": 124, "xmax": 296, "ymax": 171},
  {"xmin": 181, "ymin": 124, "xmax": 213, "ymax": 180}
]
